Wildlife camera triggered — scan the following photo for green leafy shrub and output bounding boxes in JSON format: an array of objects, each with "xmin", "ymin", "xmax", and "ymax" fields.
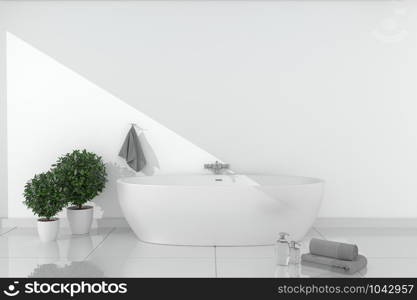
[
  {"xmin": 23, "ymin": 170, "xmax": 67, "ymax": 220},
  {"xmin": 54, "ymin": 149, "xmax": 107, "ymax": 209}
]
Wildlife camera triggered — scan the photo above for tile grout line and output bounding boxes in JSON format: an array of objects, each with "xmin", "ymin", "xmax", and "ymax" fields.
[
  {"xmin": 83, "ymin": 227, "xmax": 115, "ymax": 261},
  {"xmin": 0, "ymin": 226, "xmax": 17, "ymax": 237},
  {"xmin": 214, "ymin": 246, "xmax": 218, "ymax": 278}
]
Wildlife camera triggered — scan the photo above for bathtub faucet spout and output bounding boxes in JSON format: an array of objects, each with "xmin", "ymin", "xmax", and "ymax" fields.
[{"xmin": 204, "ymin": 161, "xmax": 230, "ymax": 174}]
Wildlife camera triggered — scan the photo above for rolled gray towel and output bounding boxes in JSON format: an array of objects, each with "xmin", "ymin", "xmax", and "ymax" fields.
[
  {"xmin": 301, "ymin": 253, "xmax": 367, "ymax": 275},
  {"xmin": 310, "ymin": 238, "xmax": 358, "ymax": 261}
]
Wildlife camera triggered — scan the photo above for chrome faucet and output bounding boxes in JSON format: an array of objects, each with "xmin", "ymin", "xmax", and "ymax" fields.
[{"xmin": 204, "ymin": 161, "xmax": 230, "ymax": 174}]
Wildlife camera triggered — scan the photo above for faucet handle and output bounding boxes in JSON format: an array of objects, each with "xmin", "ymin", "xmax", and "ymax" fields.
[{"xmin": 204, "ymin": 161, "xmax": 230, "ymax": 172}]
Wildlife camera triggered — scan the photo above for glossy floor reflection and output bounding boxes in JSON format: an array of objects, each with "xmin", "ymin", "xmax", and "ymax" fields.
[{"xmin": 0, "ymin": 226, "xmax": 416, "ymax": 277}]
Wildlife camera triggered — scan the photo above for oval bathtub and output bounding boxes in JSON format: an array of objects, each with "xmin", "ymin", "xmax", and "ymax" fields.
[{"xmin": 117, "ymin": 174, "xmax": 324, "ymax": 246}]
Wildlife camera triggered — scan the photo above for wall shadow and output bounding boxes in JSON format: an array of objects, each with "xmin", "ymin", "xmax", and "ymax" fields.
[
  {"xmin": 5, "ymin": 30, "xmax": 219, "ymax": 219},
  {"xmin": 135, "ymin": 129, "xmax": 160, "ymax": 176}
]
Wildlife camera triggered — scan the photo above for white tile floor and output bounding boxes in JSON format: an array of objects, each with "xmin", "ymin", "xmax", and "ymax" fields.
[{"xmin": 0, "ymin": 226, "xmax": 416, "ymax": 277}]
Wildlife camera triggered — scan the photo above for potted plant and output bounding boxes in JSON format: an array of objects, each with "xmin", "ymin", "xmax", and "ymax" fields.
[
  {"xmin": 23, "ymin": 170, "xmax": 67, "ymax": 242},
  {"xmin": 54, "ymin": 149, "xmax": 107, "ymax": 235}
]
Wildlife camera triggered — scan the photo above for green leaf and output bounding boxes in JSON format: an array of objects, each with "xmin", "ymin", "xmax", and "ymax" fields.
[{"xmin": 53, "ymin": 149, "xmax": 107, "ymax": 207}]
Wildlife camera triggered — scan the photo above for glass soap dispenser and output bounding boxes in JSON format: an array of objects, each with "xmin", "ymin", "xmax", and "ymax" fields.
[
  {"xmin": 289, "ymin": 241, "xmax": 301, "ymax": 264},
  {"xmin": 276, "ymin": 232, "xmax": 290, "ymax": 266}
]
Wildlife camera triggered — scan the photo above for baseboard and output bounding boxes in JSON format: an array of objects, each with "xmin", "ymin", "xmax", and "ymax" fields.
[
  {"xmin": 314, "ymin": 218, "xmax": 417, "ymax": 228},
  {"xmin": 0, "ymin": 217, "xmax": 129, "ymax": 228},
  {"xmin": 2, "ymin": 217, "xmax": 417, "ymax": 229}
]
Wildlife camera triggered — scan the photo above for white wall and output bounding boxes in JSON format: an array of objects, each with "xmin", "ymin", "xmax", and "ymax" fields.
[
  {"xmin": 0, "ymin": 20, "xmax": 7, "ymax": 218},
  {"xmin": 1, "ymin": 1, "xmax": 417, "ymax": 218},
  {"xmin": 6, "ymin": 32, "xmax": 218, "ymax": 218}
]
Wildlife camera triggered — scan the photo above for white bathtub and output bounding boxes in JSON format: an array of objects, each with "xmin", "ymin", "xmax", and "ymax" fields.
[{"xmin": 117, "ymin": 174, "xmax": 324, "ymax": 246}]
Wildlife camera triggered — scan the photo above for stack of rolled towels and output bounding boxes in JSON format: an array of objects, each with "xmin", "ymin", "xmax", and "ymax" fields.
[{"xmin": 301, "ymin": 238, "xmax": 367, "ymax": 274}]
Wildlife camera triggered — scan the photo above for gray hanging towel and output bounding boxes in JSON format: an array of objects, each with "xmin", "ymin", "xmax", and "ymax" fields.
[{"xmin": 119, "ymin": 125, "xmax": 147, "ymax": 172}]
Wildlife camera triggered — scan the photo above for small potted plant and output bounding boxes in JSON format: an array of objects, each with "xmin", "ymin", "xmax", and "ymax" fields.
[
  {"xmin": 23, "ymin": 170, "xmax": 67, "ymax": 242},
  {"xmin": 54, "ymin": 149, "xmax": 107, "ymax": 235}
]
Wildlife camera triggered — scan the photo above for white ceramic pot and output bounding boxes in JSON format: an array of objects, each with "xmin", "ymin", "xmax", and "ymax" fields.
[
  {"xmin": 37, "ymin": 218, "xmax": 59, "ymax": 242},
  {"xmin": 67, "ymin": 206, "xmax": 93, "ymax": 235}
]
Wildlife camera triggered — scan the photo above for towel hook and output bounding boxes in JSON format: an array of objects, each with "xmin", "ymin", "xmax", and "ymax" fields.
[{"xmin": 130, "ymin": 123, "xmax": 147, "ymax": 131}]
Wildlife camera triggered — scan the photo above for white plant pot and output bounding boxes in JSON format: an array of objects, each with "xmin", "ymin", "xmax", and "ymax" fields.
[
  {"xmin": 37, "ymin": 218, "xmax": 59, "ymax": 242},
  {"xmin": 67, "ymin": 206, "xmax": 93, "ymax": 235}
]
